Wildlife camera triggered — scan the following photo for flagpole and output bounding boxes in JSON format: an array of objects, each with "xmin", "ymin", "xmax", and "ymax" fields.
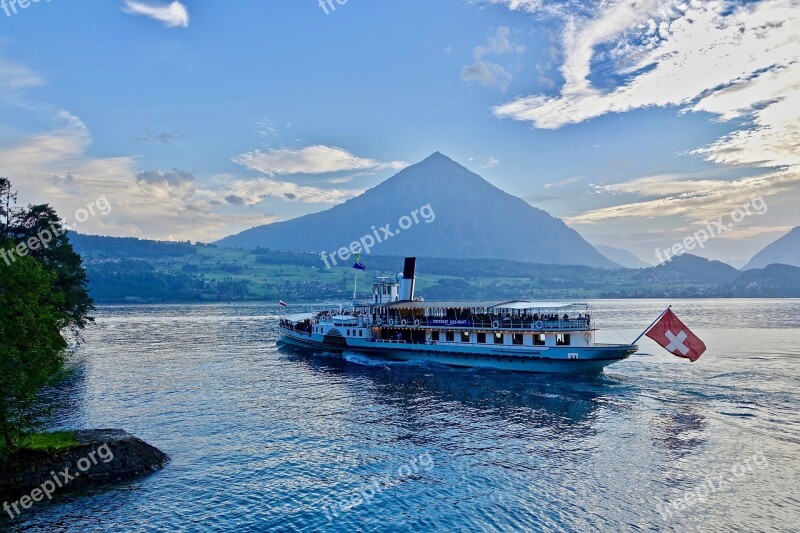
[
  {"xmin": 353, "ymin": 268, "xmax": 359, "ymax": 301},
  {"xmin": 631, "ymin": 305, "xmax": 672, "ymax": 345}
]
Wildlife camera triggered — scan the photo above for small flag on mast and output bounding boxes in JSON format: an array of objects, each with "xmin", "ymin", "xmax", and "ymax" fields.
[
  {"xmin": 279, "ymin": 300, "xmax": 288, "ymax": 307},
  {"xmin": 645, "ymin": 308, "xmax": 706, "ymax": 362},
  {"xmin": 353, "ymin": 252, "xmax": 367, "ymax": 271}
]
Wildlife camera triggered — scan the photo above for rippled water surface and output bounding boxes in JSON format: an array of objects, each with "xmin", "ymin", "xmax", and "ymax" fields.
[{"xmin": 4, "ymin": 299, "xmax": 800, "ymax": 532}]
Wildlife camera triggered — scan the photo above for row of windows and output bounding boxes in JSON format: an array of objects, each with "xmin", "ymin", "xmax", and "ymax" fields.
[
  {"xmin": 313, "ymin": 327, "xmax": 365, "ymax": 337},
  {"xmin": 431, "ymin": 331, "xmax": 571, "ymax": 346}
]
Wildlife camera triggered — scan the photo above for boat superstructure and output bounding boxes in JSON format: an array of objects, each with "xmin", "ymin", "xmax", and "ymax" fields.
[{"xmin": 279, "ymin": 258, "xmax": 638, "ymax": 373}]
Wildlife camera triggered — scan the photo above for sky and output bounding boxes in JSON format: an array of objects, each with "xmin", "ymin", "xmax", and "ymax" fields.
[{"xmin": 0, "ymin": 0, "xmax": 797, "ymax": 267}]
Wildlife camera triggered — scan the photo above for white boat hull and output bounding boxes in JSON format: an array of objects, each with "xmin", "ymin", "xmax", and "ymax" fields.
[{"xmin": 279, "ymin": 329, "xmax": 636, "ymax": 374}]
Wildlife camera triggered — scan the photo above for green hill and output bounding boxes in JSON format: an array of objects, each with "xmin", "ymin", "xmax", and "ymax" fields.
[{"xmin": 70, "ymin": 234, "xmax": 800, "ymax": 303}]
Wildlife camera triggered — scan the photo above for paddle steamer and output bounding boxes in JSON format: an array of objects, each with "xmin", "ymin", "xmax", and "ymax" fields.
[{"xmin": 279, "ymin": 258, "xmax": 638, "ymax": 373}]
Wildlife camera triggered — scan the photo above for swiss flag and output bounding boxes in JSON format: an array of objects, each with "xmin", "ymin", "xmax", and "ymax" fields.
[{"xmin": 645, "ymin": 309, "xmax": 706, "ymax": 362}]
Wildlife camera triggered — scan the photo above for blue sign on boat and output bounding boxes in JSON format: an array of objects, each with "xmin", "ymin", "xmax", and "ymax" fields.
[{"xmin": 427, "ymin": 318, "xmax": 474, "ymax": 327}]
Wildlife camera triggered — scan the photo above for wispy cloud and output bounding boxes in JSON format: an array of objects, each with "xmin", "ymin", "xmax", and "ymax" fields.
[
  {"xmin": 544, "ymin": 175, "xmax": 581, "ymax": 189},
  {"xmin": 462, "ymin": 26, "xmax": 524, "ymax": 91},
  {"xmin": 122, "ymin": 1, "xmax": 190, "ymax": 28},
  {"xmin": 0, "ymin": 58, "xmax": 45, "ymax": 90},
  {"xmin": 486, "ymin": 0, "xmax": 800, "ymax": 249},
  {"xmin": 566, "ymin": 170, "xmax": 800, "ymax": 225},
  {"xmin": 220, "ymin": 177, "xmax": 361, "ymax": 207},
  {"xmin": 489, "ymin": 0, "xmax": 799, "ymax": 174},
  {"xmin": 233, "ymin": 145, "xmax": 406, "ymax": 176}
]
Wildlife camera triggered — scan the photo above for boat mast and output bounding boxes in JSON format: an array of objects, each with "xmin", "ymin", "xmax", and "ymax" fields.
[{"xmin": 631, "ymin": 305, "xmax": 672, "ymax": 345}]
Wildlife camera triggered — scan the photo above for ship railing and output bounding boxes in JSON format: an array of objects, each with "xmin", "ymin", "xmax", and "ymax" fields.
[
  {"xmin": 370, "ymin": 339, "xmax": 407, "ymax": 344},
  {"xmin": 470, "ymin": 319, "xmax": 591, "ymax": 331},
  {"xmin": 281, "ymin": 325, "xmax": 312, "ymax": 337},
  {"xmin": 374, "ymin": 319, "xmax": 591, "ymax": 330}
]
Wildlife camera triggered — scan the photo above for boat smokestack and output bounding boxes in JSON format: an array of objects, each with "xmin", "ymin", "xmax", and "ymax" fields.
[{"xmin": 398, "ymin": 257, "xmax": 416, "ymax": 301}]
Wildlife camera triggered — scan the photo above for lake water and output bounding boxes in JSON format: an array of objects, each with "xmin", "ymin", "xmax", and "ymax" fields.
[{"xmin": 3, "ymin": 299, "xmax": 800, "ymax": 532}]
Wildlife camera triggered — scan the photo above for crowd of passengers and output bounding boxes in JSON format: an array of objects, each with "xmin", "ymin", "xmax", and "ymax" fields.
[
  {"xmin": 279, "ymin": 318, "xmax": 312, "ymax": 333},
  {"xmin": 295, "ymin": 309, "xmax": 592, "ymax": 328},
  {"xmin": 375, "ymin": 311, "xmax": 591, "ymax": 327},
  {"xmin": 469, "ymin": 312, "xmax": 590, "ymax": 325}
]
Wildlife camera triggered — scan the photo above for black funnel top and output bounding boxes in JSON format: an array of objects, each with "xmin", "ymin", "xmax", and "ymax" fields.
[{"xmin": 403, "ymin": 257, "xmax": 417, "ymax": 279}]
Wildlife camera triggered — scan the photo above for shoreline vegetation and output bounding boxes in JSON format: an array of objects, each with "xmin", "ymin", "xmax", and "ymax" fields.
[
  {"xmin": 0, "ymin": 179, "xmax": 167, "ymax": 515},
  {"xmin": 1, "ymin": 177, "xmax": 94, "ymax": 452}
]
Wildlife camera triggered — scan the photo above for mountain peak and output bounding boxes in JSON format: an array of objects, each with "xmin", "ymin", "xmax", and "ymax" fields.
[
  {"xmin": 217, "ymin": 152, "xmax": 617, "ymax": 268},
  {"xmin": 425, "ymin": 151, "xmax": 447, "ymax": 160},
  {"xmin": 416, "ymin": 151, "xmax": 462, "ymax": 168}
]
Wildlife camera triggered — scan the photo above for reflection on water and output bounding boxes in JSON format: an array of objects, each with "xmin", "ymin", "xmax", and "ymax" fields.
[{"xmin": 3, "ymin": 300, "xmax": 800, "ymax": 532}]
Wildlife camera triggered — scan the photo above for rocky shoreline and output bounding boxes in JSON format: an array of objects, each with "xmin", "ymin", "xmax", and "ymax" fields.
[{"xmin": 0, "ymin": 429, "xmax": 168, "ymax": 504}]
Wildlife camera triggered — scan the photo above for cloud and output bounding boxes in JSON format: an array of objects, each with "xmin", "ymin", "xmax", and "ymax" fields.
[
  {"xmin": 135, "ymin": 168, "xmax": 196, "ymax": 200},
  {"xmin": 461, "ymin": 62, "xmax": 513, "ymax": 91},
  {"xmin": 489, "ymin": 0, "xmax": 799, "ymax": 174},
  {"xmin": 691, "ymin": 63, "xmax": 800, "ymax": 168},
  {"xmin": 233, "ymin": 145, "xmax": 406, "ymax": 176},
  {"xmin": 544, "ymin": 175, "xmax": 581, "ymax": 188},
  {"xmin": 253, "ymin": 115, "xmax": 279, "ymax": 138},
  {"xmin": 0, "ymin": 111, "xmax": 136, "ymax": 190},
  {"xmin": 0, "ymin": 55, "xmax": 299, "ymax": 242},
  {"xmin": 462, "ymin": 26, "xmax": 524, "ymax": 91},
  {"xmin": 474, "ymin": 26, "xmax": 525, "ymax": 60},
  {"xmin": 485, "ymin": 0, "xmax": 800, "ymax": 256},
  {"xmin": 588, "ymin": 174, "xmax": 726, "ymax": 197},
  {"xmin": 566, "ymin": 169, "xmax": 800, "ymax": 225},
  {"xmin": 132, "ymin": 129, "xmax": 184, "ymax": 144},
  {"xmin": 122, "ymin": 1, "xmax": 189, "ymax": 28},
  {"xmin": 0, "ymin": 58, "xmax": 45, "ymax": 92},
  {"xmin": 220, "ymin": 176, "xmax": 361, "ymax": 206},
  {"xmin": 481, "ymin": 156, "xmax": 500, "ymax": 168}
]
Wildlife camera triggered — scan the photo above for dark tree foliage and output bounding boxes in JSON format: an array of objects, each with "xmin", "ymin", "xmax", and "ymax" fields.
[
  {"xmin": 0, "ymin": 179, "xmax": 94, "ymax": 453},
  {"xmin": 0, "ymin": 177, "xmax": 17, "ymax": 240},
  {"xmin": 13, "ymin": 204, "xmax": 94, "ymax": 331},
  {"xmin": 0, "ymin": 249, "xmax": 69, "ymax": 449}
]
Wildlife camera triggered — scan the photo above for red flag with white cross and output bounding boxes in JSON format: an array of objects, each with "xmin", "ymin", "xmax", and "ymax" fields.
[{"xmin": 645, "ymin": 309, "xmax": 706, "ymax": 362}]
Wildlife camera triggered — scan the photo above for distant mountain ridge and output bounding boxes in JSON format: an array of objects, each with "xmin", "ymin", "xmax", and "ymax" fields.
[
  {"xmin": 646, "ymin": 253, "xmax": 741, "ymax": 285},
  {"xmin": 217, "ymin": 152, "xmax": 619, "ymax": 268},
  {"xmin": 743, "ymin": 227, "xmax": 800, "ymax": 270},
  {"xmin": 595, "ymin": 245, "xmax": 651, "ymax": 269}
]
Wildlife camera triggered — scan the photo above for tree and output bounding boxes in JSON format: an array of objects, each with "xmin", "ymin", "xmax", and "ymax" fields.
[
  {"xmin": 0, "ymin": 246, "xmax": 70, "ymax": 450},
  {"xmin": 0, "ymin": 177, "xmax": 17, "ymax": 240},
  {"xmin": 14, "ymin": 204, "xmax": 94, "ymax": 331},
  {"xmin": 0, "ymin": 179, "xmax": 94, "ymax": 454}
]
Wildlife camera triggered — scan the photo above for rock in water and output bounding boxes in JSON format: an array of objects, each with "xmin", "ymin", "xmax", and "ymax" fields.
[{"xmin": 0, "ymin": 429, "xmax": 169, "ymax": 502}]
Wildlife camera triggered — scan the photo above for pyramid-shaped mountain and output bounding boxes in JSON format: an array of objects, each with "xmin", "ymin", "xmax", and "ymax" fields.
[{"xmin": 216, "ymin": 152, "xmax": 618, "ymax": 268}]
